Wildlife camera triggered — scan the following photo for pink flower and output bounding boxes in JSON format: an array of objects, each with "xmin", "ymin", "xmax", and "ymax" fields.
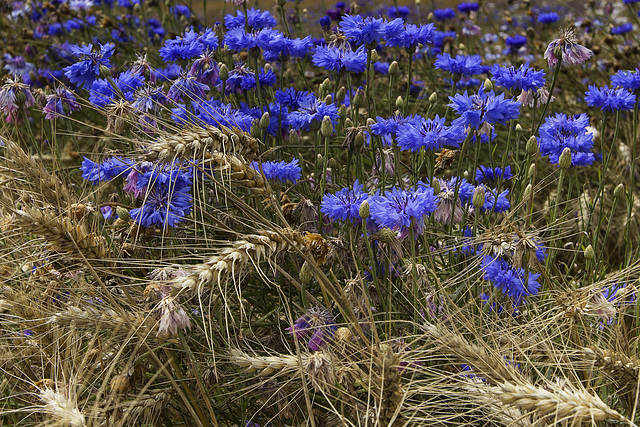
[{"xmin": 544, "ymin": 28, "xmax": 592, "ymax": 67}]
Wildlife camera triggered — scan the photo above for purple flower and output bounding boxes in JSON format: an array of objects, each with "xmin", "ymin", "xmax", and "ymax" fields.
[
  {"xmin": 475, "ymin": 165, "xmax": 513, "ymax": 183},
  {"xmin": 537, "ymin": 12, "xmax": 559, "ymax": 24},
  {"xmin": 339, "ymin": 14, "xmax": 386, "ymax": 45},
  {"xmin": 312, "ymin": 44, "xmax": 367, "ymax": 73},
  {"xmin": 43, "ymin": 86, "xmax": 80, "ymax": 119},
  {"xmin": 611, "ymin": 23, "xmax": 633, "ymax": 35},
  {"xmin": 435, "ymin": 53, "xmax": 483, "ymax": 77},
  {"xmin": 433, "ymin": 8, "xmax": 455, "ymax": 21},
  {"xmin": 0, "ymin": 77, "xmax": 35, "ymax": 121},
  {"xmin": 63, "ymin": 43, "xmax": 115, "ymax": 89},
  {"xmin": 288, "ymin": 96, "xmax": 338, "ymax": 131},
  {"xmin": 369, "ymin": 186, "xmax": 437, "ymax": 232},
  {"xmin": 2, "ymin": 53, "xmax": 35, "ymax": 76},
  {"xmin": 544, "ymin": 28, "xmax": 592, "ymax": 67},
  {"xmin": 286, "ymin": 307, "xmax": 337, "ymax": 351},
  {"xmin": 396, "ymin": 115, "xmax": 465, "ymax": 152},
  {"xmin": 458, "ymin": 2, "xmax": 479, "ymax": 13},
  {"xmin": 538, "ymin": 113, "xmax": 595, "ymax": 167},
  {"xmin": 491, "ymin": 63, "xmax": 546, "ymax": 92},
  {"xmin": 481, "ymin": 255, "xmax": 540, "ymax": 304},
  {"xmin": 80, "ymin": 156, "xmax": 134, "ymax": 184},
  {"xmin": 167, "ymin": 74, "xmax": 209, "ymax": 102},
  {"xmin": 250, "ymin": 159, "xmax": 301, "ymax": 183},
  {"xmin": 611, "ymin": 68, "xmax": 640, "ymax": 92},
  {"xmin": 321, "ymin": 179, "xmax": 369, "ymax": 223}
]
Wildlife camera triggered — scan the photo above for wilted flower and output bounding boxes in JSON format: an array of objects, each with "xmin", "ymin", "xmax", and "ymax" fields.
[
  {"xmin": 544, "ymin": 28, "xmax": 592, "ymax": 67},
  {"xmin": 156, "ymin": 296, "xmax": 192, "ymax": 337},
  {"xmin": 0, "ymin": 76, "xmax": 36, "ymax": 121},
  {"xmin": 43, "ymin": 86, "xmax": 80, "ymax": 119},
  {"xmin": 286, "ymin": 306, "xmax": 337, "ymax": 351}
]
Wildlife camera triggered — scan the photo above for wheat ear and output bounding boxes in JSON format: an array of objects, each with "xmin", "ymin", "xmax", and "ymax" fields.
[
  {"xmin": 50, "ymin": 306, "xmax": 154, "ymax": 336},
  {"xmin": 489, "ymin": 380, "xmax": 637, "ymax": 426},
  {"xmin": 583, "ymin": 347, "xmax": 640, "ymax": 385},
  {"xmin": 374, "ymin": 344, "xmax": 405, "ymax": 427},
  {"xmin": 14, "ymin": 208, "xmax": 112, "ymax": 261},
  {"xmin": 145, "ymin": 125, "xmax": 260, "ymax": 163}
]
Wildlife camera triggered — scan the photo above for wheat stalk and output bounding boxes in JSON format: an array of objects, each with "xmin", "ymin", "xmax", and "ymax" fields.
[
  {"xmin": 373, "ymin": 344, "xmax": 405, "ymax": 427},
  {"xmin": 49, "ymin": 306, "xmax": 154, "ymax": 336},
  {"xmin": 583, "ymin": 347, "xmax": 640, "ymax": 385},
  {"xmin": 144, "ymin": 125, "xmax": 260, "ymax": 163}
]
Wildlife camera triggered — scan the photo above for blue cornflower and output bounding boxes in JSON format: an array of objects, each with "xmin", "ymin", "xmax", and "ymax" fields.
[
  {"xmin": 153, "ymin": 64, "xmax": 182, "ymax": 82},
  {"xmin": 43, "ymin": 86, "xmax": 81, "ymax": 119},
  {"xmin": 275, "ymin": 88, "xmax": 315, "ymax": 109},
  {"xmin": 396, "ymin": 115, "xmax": 465, "ymax": 152},
  {"xmin": 585, "ymin": 85, "xmax": 636, "ymax": 113},
  {"xmin": 167, "ymin": 74, "xmax": 209, "ymax": 102},
  {"xmin": 611, "ymin": 23, "xmax": 633, "ymax": 35},
  {"xmin": 387, "ymin": 6, "xmax": 410, "ymax": 19},
  {"xmin": 537, "ymin": 12, "xmax": 559, "ymax": 24},
  {"xmin": 481, "ymin": 255, "xmax": 540, "ymax": 303},
  {"xmin": 385, "ymin": 22, "xmax": 435, "ymax": 48},
  {"xmin": 435, "ymin": 53, "xmax": 483, "ymax": 77},
  {"xmin": 321, "ymin": 179, "xmax": 369, "ymax": 223},
  {"xmin": 312, "ymin": 44, "xmax": 367, "ymax": 73},
  {"xmin": 147, "ymin": 18, "xmax": 166, "ymax": 40},
  {"xmin": 159, "ymin": 29, "xmax": 203, "ymax": 62},
  {"xmin": 131, "ymin": 85, "xmax": 168, "ymax": 114},
  {"xmin": 288, "ymin": 97, "xmax": 339, "ymax": 131},
  {"xmin": 538, "ymin": 113, "xmax": 595, "ymax": 167},
  {"xmin": 480, "ymin": 187, "xmax": 511, "ymax": 213},
  {"xmin": 89, "ymin": 70, "xmax": 144, "ymax": 107},
  {"xmin": 374, "ymin": 61, "xmax": 389, "ymax": 74},
  {"xmin": 475, "ymin": 166, "xmax": 513, "ymax": 183},
  {"xmin": 611, "ymin": 69, "xmax": 640, "ymax": 92},
  {"xmin": 319, "ymin": 15, "xmax": 331, "ymax": 30},
  {"xmin": 195, "ymin": 100, "xmax": 255, "ymax": 131},
  {"xmin": 2, "ymin": 54, "xmax": 35, "ymax": 76},
  {"xmin": 63, "ymin": 43, "xmax": 115, "ymax": 89},
  {"xmin": 251, "ymin": 159, "xmax": 301, "ymax": 183},
  {"xmin": 457, "ymin": 2, "xmax": 479, "ymax": 13},
  {"xmin": 171, "ymin": 4, "xmax": 191, "ymax": 18},
  {"xmin": 433, "ymin": 8, "xmax": 455, "ymax": 21},
  {"xmin": 224, "ymin": 8, "xmax": 277, "ymax": 30},
  {"xmin": 80, "ymin": 157, "xmax": 134, "ymax": 184},
  {"xmin": 239, "ymin": 102, "xmax": 287, "ymax": 136},
  {"xmin": 339, "ymin": 14, "xmax": 386, "ymax": 45},
  {"xmin": 188, "ymin": 51, "xmax": 220, "ymax": 85},
  {"xmin": 370, "ymin": 113, "xmax": 422, "ymax": 138},
  {"xmin": 448, "ymin": 84, "xmax": 521, "ymax": 129},
  {"xmin": 369, "ymin": 186, "xmax": 437, "ymax": 231},
  {"xmin": 491, "ymin": 63, "xmax": 545, "ymax": 92},
  {"xmin": 131, "ymin": 182, "xmax": 192, "ymax": 228},
  {"xmin": 505, "ymin": 35, "xmax": 527, "ymax": 50}
]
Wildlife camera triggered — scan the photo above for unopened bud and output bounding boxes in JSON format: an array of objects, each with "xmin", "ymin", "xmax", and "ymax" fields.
[
  {"xmin": 522, "ymin": 183, "xmax": 532, "ymax": 201},
  {"xmin": 324, "ymin": 94, "xmax": 333, "ymax": 104},
  {"xmin": 219, "ymin": 64, "xmax": 229, "ymax": 80},
  {"xmin": 432, "ymin": 179, "xmax": 441, "ymax": 194},
  {"xmin": 99, "ymin": 64, "xmax": 111, "ymax": 77},
  {"xmin": 377, "ymin": 227, "xmax": 396, "ymax": 243},
  {"xmin": 276, "ymin": 0, "xmax": 286, "ymax": 6},
  {"xmin": 395, "ymin": 95, "xmax": 404, "ymax": 109},
  {"xmin": 515, "ymin": 123, "xmax": 523, "ymax": 132},
  {"xmin": 353, "ymin": 88, "xmax": 365, "ymax": 108},
  {"xmin": 259, "ymin": 112, "xmax": 270, "ymax": 130},
  {"xmin": 429, "ymin": 92, "xmax": 437, "ymax": 104},
  {"xmin": 415, "ymin": 0, "xmax": 421, "ymax": 5},
  {"xmin": 322, "ymin": 78, "xmax": 332, "ymax": 92},
  {"xmin": 336, "ymin": 86, "xmax": 346, "ymax": 103},
  {"xmin": 472, "ymin": 186, "xmax": 486, "ymax": 209},
  {"xmin": 389, "ymin": 61, "xmax": 400, "ymax": 77},
  {"xmin": 344, "ymin": 117, "xmax": 353, "ymax": 128},
  {"xmin": 366, "ymin": 117, "xmax": 375, "ymax": 127},
  {"xmin": 354, "ymin": 132, "xmax": 365, "ymax": 148},
  {"xmin": 614, "ymin": 183, "xmax": 625, "ymax": 199},
  {"xmin": 321, "ymin": 115, "xmax": 333, "ymax": 137},
  {"xmin": 528, "ymin": 163, "xmax": 536, "ymax": 180},
  {"xmin": 338, "ymin": 104, "xmax": 347, "ymax": 119},
  {"xmin": 250, "ymin": 119, "xmax": 261, "ymax": 138},
  {"xmin": 359, "ymin": 200, "xmax": 370, "ymax": 219},
  {"xmin": 584, "ymin": 244, "xmax": 595, "ymax": 261},
  {"xmin": 427, "ymin": 12, "xmax": 434, "ymax": 20},
  {"xmin": 371, "ymin": 49, "xmax": 379, "ymax": 62},
  {"xmin": 458, "ymin": 43, "xmax": 465, "ymax": 51},
  {"xmin": 288, "ymin": 129, "xmax": 299, "ymax": 145},
  {"xmin": 264, "ymin": 63, "xmax": 271, "ymax": 73},
  {"xmin": 299, "ymin": 261, "xmax": 313, "ymax": 285},
  {"xmin": 526, "ymin": 135, "xmax": 538, "ymax": 156},
  {"xmin": 559, "ymin": 147, "xmax": 572, "ymax": 170},
  {"xmin": 116, "ymin": 207, "xmax": 130, "ymax": 221},
  {"xmin": 483, "ymin": 78, "xmax": 493, "ymax": 91}
]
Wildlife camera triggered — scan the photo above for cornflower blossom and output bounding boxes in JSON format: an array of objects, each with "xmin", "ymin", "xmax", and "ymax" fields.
[
  {"xmin": 537, "ymin": 12, "xmax": 559, "ymax": 24},
  {"xmin": 434, "ymin": 53, "xmax": 483, "ymax": 78},
  {"xmin": 2, "ymin": 53, "xmax": 35, "ymax": 76},
  {"xmin": 156, "ymin": 296, "xmax": 192, "ymax": 337},
  {"xmin": 286, "ymin": 307, "xmax": 337, "ymax": 351},
  {"xmin": 312, "ymin": 44, "xmax": 367, "ymax": 73},
  {"xmin": 448, "ymin": 84, "xmax": 521, "ymax": 130},
  {"xmin": 517, "ymin": 86, "xmax": 554, "ymax": 108},
  {"xmin": 287, "ymin": 97, "xmax": 339, "ymax": 131},
  {"xmin": 43, "ymin": 86, "xmax": 81, "ymax": 119},
  {"xmin": 433, "ymin": 8, "xmax": 455, "ymax": 21},
  {"xmin": 370, "ymin": 113, "xmax": 422, "ymax": 140},
  {"xmin": 188, "ymin": 51, "xmax": 220, "ymax": 85},
  {"xmin": 481, "ymin": 255, "xmax": 540, "ymax": 304},
  {"xmin": 339, "ymin": 14, "xmax": 386, "ymax": 45},
  {"xmin": 475, "ymin": 165, "xmax": 513, "ymax": 183},
  {"xmin": 80, "ymin": 157, "xmax": 133, "ymax": 184},
  {"xmin": 544, "ymin": 28, "xmax": 592, "ymax": 67},
  {"xmin": 89, "ymin": 70, "xmax": 144, "ymax": 107},
  {"xmin": 275, "ymin": 88, "xmax": 315, "ymax": 109},
  {"xmin": 159, "ymin": 29, "xmax": 218, "ymax": 63},
  {"xmin": 0, "ymin": 77, "xmax": 35, "ymax": 121},
  {"xmin": 584, "ymin": 85, "xmax": 636, "ymax": 113},
  {"xmin": 321, "ymin": 179, "xmax": 369, "ymax": 223},
  {"xmin": 387, "ymin": 6, "xmax": 410, "ymax": 19},
  {"xmin": 491, "ymin": 63, "xmax": 546, "ymax": 92},
  {"xmin": 611, "ymin": 69, "xmax": 640, "ymax": 92},
  {"xmin": 431, "ymin": 178, "xmax": 464, "ymax": 225},
  {"xmin": 63, "ymin": 43, "xmax": 115, "ymax": 89},
  {"xmin": 167, "ymin": 74, "xmax": 209, "ymax": 102},
  {"xmin": 538, "ymin": 113, "xmax": 595, "ymax": 167},
  {"xmin": 458, "ymin": 2, "xmax": 479, "ymax": 13},
  {"xmin": 480, "ymin": 187, "xmax": 511, "ymax": 213},
  {"xmin": 194, "ymin": 100, "xmax": 254, "ymax": 131},
  {"xmin": 396, "ymin": 115, "xmax": 465, "ymax": 152},
  {"xmin": 250, "ymin": 159, "xmax": 301, "ymax": 183},
  {"xmin": 225, "ymin": 0, "xmax": 247, "ymax": 6},
  {"xmin": 611, "ymin": 23, "xmax": 633, "ymax": 35},
  {"xmin": 369, "ymin": 186, "xmax": 437, "ymax": 233},
  {"xmin": 130, "ymin": 165, "xmax": 193, "ymax": 228},
  {"xmin": 384, "ymin": 22, "xmax": 436, "ymax": 48},
  {"xmin": 224, "ymin": 8, "xmax": 277, "ymax": 29}
]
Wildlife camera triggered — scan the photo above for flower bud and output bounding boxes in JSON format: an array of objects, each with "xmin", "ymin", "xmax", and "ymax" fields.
[
  {"xmin": 116, "ymin": 207, "xmax": 130, "ymax": 221},
  {"xmin": 219, "ymin": 64, "xmax": 229, "ymax": 80},
  {"xmin": 472, "ymin": 186, "xmax": 486, "ymax": 209},
  {"xmin": 354, "ymin": 132, "xmax": 365, "ymax": 149},
  {"xmin": 377, "ymin": 227, "xmax": 396, "ymax": 243},
  {"xmin": 584, "ymin": 244, "xmax": 595, "ymax": 261},
  {"xmin": 528, "ymin": 163, "xmax": 536, "ymax": 180},
  {"xmin": 559, "ymin": 147, "xmax": 572, "ymax": 170},
  {"xmin": 415, "ymin": 0, "xmax": 421, "ymax": 5},
  {"xmin": 322, "ymin": 78, "xmax": 332, "ymax": 92},
  {"xmin": 353, "ymin": 88, "xmax": 365, "ymax": 108},
  {"xmin": 483, "ymin": 78, "xmax": 493, "ymax": 91},
  {"xmin": 259, "ymin": 111, "xmax": 270, "ymax": 130},
  {"xmin": 250, "ymin": 118, "xmax": 261, "ymax": 138},
  {"xmin": 432, "ymin": 179, "xmax": 441, "ymax": 194},
  {"xmin": 388, "ymin": 61, "xmax": 400, "ymax": 77},
  {"xmin": 338, "ymin": 104, "xmax": 347, "ymax": 119},
  {"xmin": 371, "ymin": 49, "xmax": 379, "ymax": 63},
  {"xmin": 526, "ymin": 135, "xmax": 538, "ymax": 156},
  {"xmin": 359, "ymin": 200, "xmax": 370, "ymax": 219},
  {"xmin": 99, "ymin": 64, "xmax": 111, "ymax": 77},
  {"xmin": 336, "ymin": 86, "xmax": 346, "ymax": 103},
  {"xmin": 515, "ymin": 123, "xmax": 523, "ymax": 132},
  {"xmin": 522, "ymin": 183, "xmax": 532, "ymax": 201},
  {"xmin": 288, "ymin": 129, "xmax": 300, "ymax": 145},
  {"xmin": 614, "ymin": 183, "xmax": 625, "ymax": 199},
  {"xmin": 344, "ymin": 117, "xmax": 353, "ymax": 128},
  {"xmin": 277, "ymin": 0, "xmax": 286, "ymax": 6},
  {"xmin": 321, "ymin": 115, "xmax": 333, "ymax": 138},
  {"xmin": 299, "ymin": 261, "xmax": 313, "ymax": 286},
  {"xmin": 324, "ymin": 94, "xmax": 333, "ymax": 105},
  {"xmin": 429, "ymin": 92, "xmax": 437, "ymax": 104},
  {"xmin": 395, "ymin": 95, "xmax": 404, "ymax": 109},
  {"xmin": 366, "ymin": 117, "xmax": 375, "ymax": 127},
  {"xmin": 427, "ymin": 12, "xmax": 434, "ymax": 20}
]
